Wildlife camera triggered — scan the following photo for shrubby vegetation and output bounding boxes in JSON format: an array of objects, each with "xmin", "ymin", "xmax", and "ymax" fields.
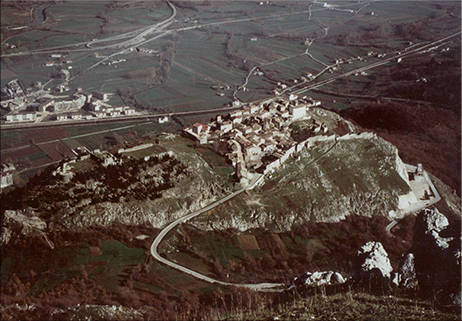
[{"xmin": 0, "ymin": 153, "xmax": 190, "ymax": 219}]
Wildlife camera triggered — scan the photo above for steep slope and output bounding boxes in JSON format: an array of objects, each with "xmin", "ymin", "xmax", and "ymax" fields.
[
  {"xmin": 0, "ymin": 135, "xmax": 227, "ymax": 238},
  {"xmin": 191, "ymin": 133, "xmax": 411, "ymax": 232}
]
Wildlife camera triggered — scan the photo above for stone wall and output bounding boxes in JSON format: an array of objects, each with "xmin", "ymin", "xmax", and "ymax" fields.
[{"xmin": 118, "ymin": 143, "xmax": 153, "ymax": 154}]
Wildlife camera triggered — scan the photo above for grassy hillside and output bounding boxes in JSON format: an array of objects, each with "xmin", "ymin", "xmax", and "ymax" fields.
[
  {"xmin": 191, "ymin": 133, "xmax": 411, "ymax": 233},
  {"xmin": 209, "ymin": 291, "xmax": 461, "ymax": 321}
]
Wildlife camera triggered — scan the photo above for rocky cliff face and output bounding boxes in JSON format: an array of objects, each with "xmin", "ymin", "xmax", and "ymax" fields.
[
  {"xmin": 292, "ymin": 271, "xmax": 345, "ymax": 287},
  {"xmin": 350, "ymin": 208, "xmax": 461, "ymax": 306},
  {"xmin": 410, "ymin": 207, "xmax": 461, "ymax": 305},
  {"xmin": 355, "ymin": 241, "xmax": 393, "ymax": 279},
  {"xmin": 54, "ymin": 152, "xmax": 225, "ymax": 229},
  {"xmin": 397, "ymin": 253, "xmax": 417, "ymax": 289},
  {"xmin": 192, "ymin": 134, "xmax": 411, "ymax": 232},
  {"xmin": 1, "ymin": 209, "xmax": 48, "ymax": 246}
]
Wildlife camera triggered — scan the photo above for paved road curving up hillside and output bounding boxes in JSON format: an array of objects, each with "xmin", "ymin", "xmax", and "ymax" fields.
[
  {"xmin": 150, "ymin": 138, "xmax": 340, "ymax": 291},
  {"xmin": 150, "ymin": 174, "xmax": 286, "ymax": 291}
]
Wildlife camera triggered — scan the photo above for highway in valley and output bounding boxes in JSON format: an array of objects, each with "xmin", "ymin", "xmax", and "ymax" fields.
[
  {"xmin": 3, "ymin": 30, "xmax": 459, "ymax": 133},
  {"xmin": 0, "ymin": 1, "xmax": 372, "ymax": 58}
]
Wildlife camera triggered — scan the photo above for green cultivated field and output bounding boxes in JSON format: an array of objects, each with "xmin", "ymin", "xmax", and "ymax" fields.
[
  {"xmin": 3, "ymin": 0, "xmax": 458, "ymax": 108},
  {"xmin": 1, "ymin": 0, "xmax": 460, "ymax": 180}
]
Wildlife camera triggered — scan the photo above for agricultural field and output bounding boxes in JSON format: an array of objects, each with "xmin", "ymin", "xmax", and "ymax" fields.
[
  {"xmin": 0, "ymin": 1, "xmax": 460, "ymax": 320},
  {"xmin": 0, "ymin": 120, "xmax": 181, "ymax": 184},
  {"xmin": 2, "ymin": 0, "xmax": 456, "ymax": 106}
]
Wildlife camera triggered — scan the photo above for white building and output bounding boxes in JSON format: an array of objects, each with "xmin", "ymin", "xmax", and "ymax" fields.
[
  {"xmin": 220, "ymin": 121, "xmax": 233, "ymax": 133},
  {"xmin": 289, "ymin": 94, "xmax": 298, "ymax": 101},
  {"xmin": 198, "ymin": 134, "xmax": 208, "ymax": 145},
  {"xmin": 5, "ymin": 113, "xmax": 37, "ymax": 122},
  {"xmin": 158, "ymin": 116, "xmax": 169, "ymax": 123},
  {"xmin": 1, "ymin": 163, "xmax": 15, "ymax": 189},
  {"xmin": 289, "ymin": 105, "xmax": 306, "ymax": 119},
  {"xmin": 232, "ymin": 116, "xmax": 243, "ymax": 124},
  {"xmin": 123, "ymin": 107, "xmax": 136, "ymax": 115},
  {"xmin": 250, "ymin": 105, "xmax": 260, "ymax": 114},
  {"xmin": 193, "ymin": 123, "xmax": 204, "ymax": 134}
]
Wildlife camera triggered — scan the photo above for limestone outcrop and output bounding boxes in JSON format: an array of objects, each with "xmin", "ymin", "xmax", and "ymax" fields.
[
  {"xmin": 292, "ymin": 271, "xmax": 345, "ymax": 287},
  {"xmin": 356, "ymin": 241, "xmax": 393, "ymax": 279},
  {"xmin": 397, "ymin": 253, "xmax": 418, "ymax": 289},
  {"xmin": 192, "ymin": 134, "xmax": 412, "ymax": 233},
  {"xmin": 410, "ymin": 207, "xmax": 461, "ymax": 305},
  {"xmin": 2, "ymin": 209, "xmax": 47, "ymax": 245},
  {"xmin": 351, "ymin": 241, "xmax": 394, "ymax": 294}
]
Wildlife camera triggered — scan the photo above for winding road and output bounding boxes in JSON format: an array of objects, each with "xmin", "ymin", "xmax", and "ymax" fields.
[
  {"xmin": 149, "ymin": 137, "xmax": 341, "ymax": 291},
  {"xmin": 150, "ymin": 173, "xmax": 286, "ymax": 291},
  {"xmin": 0, "ymin": 1, "xmax": 370, "ymax": 58}
]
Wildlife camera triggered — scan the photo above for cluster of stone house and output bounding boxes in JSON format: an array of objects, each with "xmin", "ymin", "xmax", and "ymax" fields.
[
  {"xmin": 184, "ymin": 95, "xmax": 322, "ymax": 185},
  {"xmin": 52, "ymin": 148, "xmax": 121, "ymax": 182}
]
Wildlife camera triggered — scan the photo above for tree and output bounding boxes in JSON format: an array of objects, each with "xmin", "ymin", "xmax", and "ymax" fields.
[{"xmin": 211, "ymin": 258, "xmax": 224, "ymax": 277}]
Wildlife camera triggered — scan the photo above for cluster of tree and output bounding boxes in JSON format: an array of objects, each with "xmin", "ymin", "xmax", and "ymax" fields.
[
  {"xmin": 387, "ymin": 57, "xmax": 460, "ymax": 111},
  {"xmin": 0, "ymin": 153, "xmax": 190, "ymax": 224},
  {"xmin": 0, "ymin": 164, "xmax": 59, "ymax": 212},
  {"xmin": 115, "ymin": 88, "xmax": 146, "ymax": 110},
  {"xmin": 289, "ymin": 122, "xmax": 317, "ymax": 143},
  {"xmin": 70, "ymin": 153, "xmax": 188, "ymax": 203},
  {"xmin": 4, "ymin": 0, "xmax": 31, "ymax": 10},
  {"xmin": 325, "ymin": 32, "xmax": 360, "ymax": 46},
  {"xmin": 225, "ymin": 33, "xmax": 236, "ymax": 60},
  {"xmin": 156, "ymin": 41, "xmax": 176, "ymax": 84},
  {"xmin": 223, "ymin": 32, "xmax": 254, "ymax": 72},
  {"xmin": 358, "ymin": 23, "xmax": 390, "ymax": 40},
  {"xmin": 1, "ymin": 262, "xmax": 269, "ymax": 321}
]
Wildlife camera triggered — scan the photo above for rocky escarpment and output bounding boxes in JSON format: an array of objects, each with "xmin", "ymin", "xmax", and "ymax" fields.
[
  {"xmin": 350, "ymin": 241, "xmax": 395, "ymax": 294},
  {"xmin": 409, "ymin": 207, "xmax": 461, "ymax": 305},
  {"xmin": 355, "ymin": 241, "xmax": 393, "ymax": 279},
  {"xmin": 191, "ymin": 133, "xmax": 411, "ymax": 232},
  {"xmin": 350, "ymin": 208, "xmax": 460, "ymax": 306},
  {"xmin": 397, "ymin": 253, "xmax": 417, "ymax": 289},
  {"xmin": 292, "ymin": 271, "xmax": 345, "ymax": 287},
  {"xmin": 58, "ymin": 151, "xmax": 225, "ymax": 229},
  {"xmin": 1, "ymin": 209, "xmax": 47, "ymax": 245},
  {"xmin": 1, "ymin": 142, "xmax": 227, "ymax": 235}
]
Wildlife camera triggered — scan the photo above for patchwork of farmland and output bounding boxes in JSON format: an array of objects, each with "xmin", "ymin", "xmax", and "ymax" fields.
[{"xmin": 1, "ymin": 0, "xmax": 460, "ymax": 184}]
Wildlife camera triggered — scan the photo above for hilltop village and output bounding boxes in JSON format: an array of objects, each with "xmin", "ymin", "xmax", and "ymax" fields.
[{"xmin": 185, "ymin": 94, "xmax": 322, "ymax": 185}]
